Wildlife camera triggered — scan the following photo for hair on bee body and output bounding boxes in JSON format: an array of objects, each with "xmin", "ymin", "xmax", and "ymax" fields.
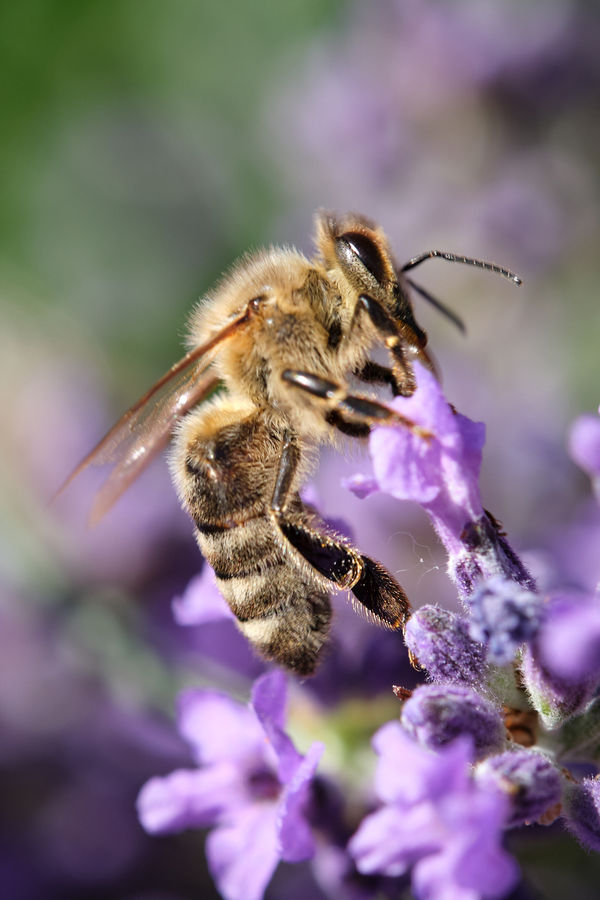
[{"xmin": 58, "ymin": 210, "xmax": 521, "ymax": 673}]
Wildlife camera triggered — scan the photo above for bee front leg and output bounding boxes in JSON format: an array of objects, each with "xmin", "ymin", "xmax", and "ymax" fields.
[
  {"xmin": 354, "ymin": 360, "xmax": 402, "ymax": 397},
  {"xmin": 281, "ymin": 370, "xmax": 431, "ymax": 439},
  {"xmin": 354, "ymin": 293, "xmax": 438, "ymax": 394}
]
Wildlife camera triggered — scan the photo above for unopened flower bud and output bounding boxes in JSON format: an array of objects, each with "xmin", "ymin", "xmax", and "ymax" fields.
[
  {"xmin": 400, "ymin": 684, "xmax": 505, "ymax": 760},
  {"xmin": 563, "ymin": 777, "xmax": 600, "ymax": 853},
  {"xmin": 520, "ymin": 645, "xmax": 594, "ymax": 730},
  {"xmin": 475, "ymin": 749, "xmax": 562, "ymax": 827},
  {"xmin": 468, "ymin": 575, "xmax": 543, "ymax": 665},
  {"xmin": 405, "ymin": 605, "xmax": 486, "ymax": 685}
]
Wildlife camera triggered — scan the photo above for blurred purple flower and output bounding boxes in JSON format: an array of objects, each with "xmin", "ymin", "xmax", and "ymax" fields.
[
  {"xmin": 400, "ymin": 684, "xmax": 505, "ymax": 760},
  {"xmin": 536, "ymin": 592, "xmax": 600, "ymax": 685},
  {"xmin": 550, "ymin": 500, "xmax": 600, "ymax": 596},
  {"xmin": 475, "ymin": 749, "xmax": 562, "ymax": 827},
  {"xmin": 520, "ymin": 640, "xmax": 596, "ymax": 731},
  {"xmin": 169, "ymin": 563, "xmax": 265, "ymax": 681},
  {"xmin": 172, "ymin": 565, "xmax": 233, "ymax": 626},
  {"xmin": 348, "ymin": 723, "xmax": 518, "ymax": 899},
  {"xmin": 137, "ymin": 671, "xmax": 323, "ymax": 900},
  {"xmin": 569, "ymin": 410, "xmax": 600, "ymax": 498},
  {"xmin": 17, "ymin": 357, "xmax": 190, "ymax": 587},
  {"xmin": 405, "ymin": 605, "xmax": 487, "ymax": 686},
  {"xmin": 467, "ymin": 575, "xmax": 544, "ymax": 665},
  {"xmin": 346, "ymin": 362, "xmax": 534, "ymax": 600},
  {"xmin": 563, "ymin": 776, "xmax": 600, "ymax": 853}
]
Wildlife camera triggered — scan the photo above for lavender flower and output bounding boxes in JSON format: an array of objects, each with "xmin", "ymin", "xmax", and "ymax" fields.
[
  {"xmin": 563, "ymin": 777, "xmax": 600, "ymax": 853},
  {"xmin": 137, "ymin": 671, "xmax": 323, "ymax": 900},
  {"xmin": 346, "ymin": 362, "xmax": 534, "ymax": 601},
  {"xmin": 348, "ymin": 723, "xmax": 519, "ymax": 899},
  {"xmin": 468, "ymin": 575, "xmax": 544, "ymax": 665},
  {"xmin": 404, "ymin": 605, "xmax": 487, "ymax": 686},
  {"xmin": 519, "ymin": 594, "xmax": 600, "ymax": 729},
  {"xmin": 172, "ymin": 565, "xmax": 233, "ymax": 626},
  {"xmin": 536, "ymin": 592, "xmax": 600, "ymax": 685},
  {"xmin": 520, "ymin": 644, "xmax": 595, "ymax": 731},
  {"xmin": 569, "ymin": 409, "xmax": 600, "ymax": 497},
  {"xmin": 400, "ymin": 684, "xmax": 505, "ymax": 760},
  {"xmin": 475, "ymin": 749, "xmax": 562, "ymax": 827}
]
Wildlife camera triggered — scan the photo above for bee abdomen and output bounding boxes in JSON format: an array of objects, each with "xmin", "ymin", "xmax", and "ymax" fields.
[{"xmin": 194, "ymin": 515, "xmax": 332, "ymax": 675}]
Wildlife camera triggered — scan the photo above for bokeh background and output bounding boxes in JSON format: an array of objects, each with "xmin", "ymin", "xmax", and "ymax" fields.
[{"xmin": 1, "ymin": 1, "xmax": 599, "ymax": 898}]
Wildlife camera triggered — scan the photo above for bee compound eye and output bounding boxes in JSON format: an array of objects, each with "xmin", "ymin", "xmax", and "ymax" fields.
[{"xmin": 339, "ymin": 231, "xmax": 386, "ymax": 285}]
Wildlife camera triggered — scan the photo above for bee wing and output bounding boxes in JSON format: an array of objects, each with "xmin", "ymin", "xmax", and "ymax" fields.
[{"xmin": 56, "ymin": 309, "xmax": 249, "ymax": 523}]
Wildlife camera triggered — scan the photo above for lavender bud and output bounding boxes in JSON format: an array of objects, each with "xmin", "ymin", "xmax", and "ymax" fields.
[
  {"xmin": 405, "ymin": 605, "xmax": 486, "ymax": 685},
  {"xmin": 520, "ymin": 645, "xmax": 595, "ymax": 730},
  {"xmin": 563, "ymin": 777, "xmax": 600, "ymax": 852},
  {"xmin": 475, "ymin": 750, "xmax": 562, "ymax": 827},
  {"xmin": 451, "ymin": 514, "xmax": 537, "ymax": 602},
  {"xmin": 400, "ymin": 684, "xmax": 505, "ymax": 760},
  {"xmin": 467, "ymin": 575, "xmax": 544, "ymax": 665}
]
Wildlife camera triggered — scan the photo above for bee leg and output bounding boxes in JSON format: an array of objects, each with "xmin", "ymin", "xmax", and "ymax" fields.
[
  {"xmin": 270, "ymin": 429, "xmax": 301, "ymax": 514},
  {"xmin": 275, "ymin": 518, "xmax": 410, "ymax": 630},
  {"xmin": 354, "ymin": 360, "xmax": 402, "ymax": 397},
  {"xmin": 325, "ymin": 410, "xmax": 370, "ymax": 438},
  {"xmin": 281, "ymin": 370, "xmax": 431, "ymax": 439},
  {"xmin": 355, "ymin": 293, "xmax": 438, "ymax": 394},
  {"xmin": 268, "ymin": 433, "xmax": 411, "ymax": 630}
]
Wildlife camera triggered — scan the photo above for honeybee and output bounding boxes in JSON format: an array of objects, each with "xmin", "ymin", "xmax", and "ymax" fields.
[{"xmin": 60, "ymin": 211, "xmax": 521, "ymax": 673}]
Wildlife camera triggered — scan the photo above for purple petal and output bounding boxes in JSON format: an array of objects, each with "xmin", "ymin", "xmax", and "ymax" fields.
[
  {"xmin": 372, "ymin": 722, "xmax": 472, "ymax": 805},
  {"xmin": 413, "ymin": 788, "xmax": 517, "ymax": 900},
  {"xmin": 451, "ymin": 794, "xmax": 519, "ymax": 897},
  {"xmin": 252, "ymin": 671, "xmax": 302, "ymax": 782},
  {"xmin": 176, "ymin": 690, "xmax": 264, "ymax": 765},
  {"xmin": 172, "ymin": 566, "xmax": 234, "ymax": 625},
  {"xmin": 277, "ymin": 741, "xmax": 323, "ymax": 862},
  {"xmin": 206, "ymin": 803, "xmax": 280, "ymax": 900},
  {"xmin": 342, "ymin": 474, "xmax": 380, "ymax": 499},
  {"xmin": 537, "ymin": 592, "xmax": 600, "ymax": 683},
  {"xmin": 349, "ymin": 804, "xmax": 429, "ymax": 877},
  {"xmin": 368, "ymin": 363, "xmax": 486, "ymax": 543},
  {"xmin": 569, "ymin": 412, "xmax": 600, "ymax": 479},
  {"xmin": 136, "ymin": 764, "xmax": 242, "ymax": 834}
]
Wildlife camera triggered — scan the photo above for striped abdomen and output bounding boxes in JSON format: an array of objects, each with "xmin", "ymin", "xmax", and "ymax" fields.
[{"xmin": 195, "ymin": 513, "xmax": 331, "ymax": 675}]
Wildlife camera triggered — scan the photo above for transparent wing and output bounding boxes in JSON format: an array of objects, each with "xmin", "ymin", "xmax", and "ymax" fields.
[{"xmin": 56, "ymin": 309, "xmax": 250, "ymax": 523}]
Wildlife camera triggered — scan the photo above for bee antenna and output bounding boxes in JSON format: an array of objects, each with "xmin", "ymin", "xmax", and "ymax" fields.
[
  {"xmin": 405, "ymin": 277, "xmax": 466, "ymax": 335},
  {"xmin": 401, "ymin": 250, "xmax": 522, "ymax": 286}
]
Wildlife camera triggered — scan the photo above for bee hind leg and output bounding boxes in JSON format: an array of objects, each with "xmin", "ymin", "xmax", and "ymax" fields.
[
  {"xmin": 268, "ymin": 424, "xmax": 411, "ymax": 631},
  {"xmin": 277, "ymin": 518, "xmax": 410, "ymax": 631}
]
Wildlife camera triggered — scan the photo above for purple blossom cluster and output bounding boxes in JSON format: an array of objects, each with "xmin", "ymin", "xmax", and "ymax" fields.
[
  {"xmin": 5, "ymin": 0, "xmax": 600, "ymax": 898},
  {"xmin": 137, "ymin": 671, "xmax": 323, "ymax": 900},
  {"xmin": 136, "ymin": 354, "xmax": 600, "ymax": 900}
]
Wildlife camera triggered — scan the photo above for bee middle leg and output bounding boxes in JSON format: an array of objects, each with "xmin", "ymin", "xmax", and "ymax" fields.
[{"xmin": 281, "ymin": 370, "xmax": 431, "ymax": 439}]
